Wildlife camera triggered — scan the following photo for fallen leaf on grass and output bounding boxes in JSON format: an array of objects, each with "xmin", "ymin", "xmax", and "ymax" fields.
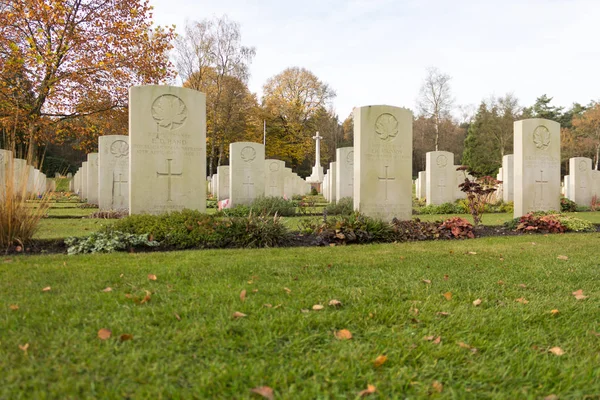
[
  {"xmin": 518, "ymin": 284, "xmax": 527, "ymax": 289},
  {"xmin": 273, "ymin": 304, "xmax": 282, "ymax": 309},
  {"xmin": 557, "ymin": 255, "xmax": 569, "ymax": 261},
  {"xmin": 515, "ymin": 297, "xmax": 529, "ymax": 304},
  {"xmin": 139, "ymin": 290, "xmax": 151, "ymax": 304},
  {"xmin": 422, "ymin": 279, "xmax": 431, "ymax": 285},
  {"xmin": 328, "ymin": 299, "xmax": 342, "ymax": 307},
  {"xmin": 544, "ymin": 395, "xmax": 559, "ymax": 400},
  {"xmin": 252, "ymin": 289, "xmax": 259, "ymax": 293},
  {"xmin": 301, "ymin": 309, "xmax": 309, "ymax": 313},
  {"xmin": 174, "ymin": 313, "xmax": 181, "ymax": 321},
  {"xmin": 233, "ymin": 312, "xmax": 247, "ymax": 319},
  {"xmin": 9, "ymin": 304, "xmax": 19, "ymax": 310},
  {"xmin": 250, "ymin": 386, "xmax": 274, "ymax": 400},
  {"xmin": 148, "ymin": 274, "xmax": 157, "ymax": 281},
  {"xmin": 473, "ymin": 298, "xmax": 482, "ymax": 306},
  {"xmin": 102, "ymin": 287, "xmax": 112, "ymax": 292},
  {"xmin": 424, "ymin": 336, "xmax": 441, "ymax": 344},
  {"xmin": 458, "ymin": 342, "xmax": 478, "ymax": 353},
  {"xmin": 572, "ymin": 289, "xmax": 588, "ymax": 300},
  {"xmin": 358, "ymin": 384, "xmax": 376, "ymax": 397},
  {"xmin": 443, "ymin": 274, "xmax": 449, "ymax": 281},
  {"xmin": 590, "ymin": 331, "xmax": 600, "ymax": 337},
  {"xmin": 42, "ymin": 286, "xmax": 51, "ymax": 292},
  {"xmin": 283, "ymin": 287, "xmax": 291, "ymax": 294},
  {"xmin": 119, "ymin": 334, "xmax": 133, "ymax": 341},
  {"xmin": 312, "ymin": 304, "xmax": 324, "ymax": 311},
  {"xmin": 334, "ymin": 329, "xmax": 352, "ymax": 340},
  {"xmin": 98, "ymin": 329, "xmax": 112, "ymax": 340},
  {"xmin": 410, "ymin": 307, "xmax": 419, "ymax": 316},
  {"xmin": 551, "ymin": 309, "xmax": 560, "ymax": 316},
  {"xmin": 549, "ymin": 347, "xmax": 565, "ymax": 356},
  {"xmin": 467, "ymin": 251, "xmax": 477, "ymax": 255},
  {"xmin": 373, "ymin": 355, "xmax": 387, "ymax": 367},
  {"xmin": 240, "ymin": 289, "xmax": 247, "ymax": 302},
  {"xmin": 432, "ymin": 381, "xmax": 443, "ymax": 393},
  {"xmin": 19, "ymin": 343, "xmax": 29, "ymax": 352},
  {"xmin": 436, "ymin": 312, "xmax": 450, "ymax": 317},
  {"xmin": 443, "ymin": 291, "xmax": 452, "ymax": 301},
  {"xmin": 497, "ymin": 280, "xmax": 505, "ymax": 285}
]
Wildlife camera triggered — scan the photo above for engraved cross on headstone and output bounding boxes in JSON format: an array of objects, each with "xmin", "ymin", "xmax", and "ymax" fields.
[
  {"xmin": 243, "ymin": 175, "xmax": 254, "ymax": 197},
  {"xmin": 378, "ymin": 165, "xmax": 395, "ymax": 201},
  {"xmin": 113, "ymin": 172, "xmax": 128, "ymax": 197},
  {"xmin": 438, "ymin": 177, "xmax": 446, "ymax": 200},
  {"xmin": 535, "ymin": 169, "xmax": 549, "ymax": 206},
  {"xmin": 269, "ymin": 179, "xmax": 278, "ymax": 196},
  {"xmin": 156, "ymin": 159, "xmax": 182, "ymax": 202}
]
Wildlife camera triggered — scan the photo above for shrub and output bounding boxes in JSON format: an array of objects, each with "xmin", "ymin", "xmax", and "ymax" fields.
[
  {"xmin": 87, "ymin": 210, "xmax": 128, "ymax": 219},
  {"xmin": 555, "ymin": 215, "xmax": 596, "ymax": 232},
  {"xmin": 457, "ymin": 167, "xmax": 499, "ymax": 226},
  {"xmin": 390, "ymin": 218, "xmax": 442, "ymax": 241},
  {"xmin": 324, "ymin": 197, "xmax": 353, "ymax": 216},
  {"xmin": 65, "ymin": 230, "xmax": 159, "ymax": 255},
  {"xmin": 560, "ymin": 198, "xmax": 578, "ymax": 212},
  {"xmin": 512, "ymin": 212, "xmax": 566, "ymax": 234},
  {"xmin": 439, "ymin": 217, "xmax": 475, "ymax": 239},
  {"xmin": 217, "ymin": 205, "xmax": 251, "ymax": 217},
  {"xmin": 306, "ymin": 212, "xmax": 394, "ymax": 245},
  {"xmin": 78, "ymin": 203, "xmax": 98, "ymax": 209},
  {"xmin": 206, "ymin": 199, "xmax": 218, "ymax": 209},
  {"xmin": 0, "ymin": 153, "xmax": 50, "ymax": 248},
  {"xmin": 310, "ymin": 187, "xmax": 318, "ymax": 195},
  {"xmin": 419, "ymin": 202, "xmax": 464, "ymax": 215},
  {"xmin": 249, "ymin": 196, "xmax": 296, "ymax": 216},
  {"xmin": 221, "ymin": 212, "xmax": 291, "ymax": 248},
  {"xmin": 292, "ymin": 194, "xmax": 303, "ymax": 201}
]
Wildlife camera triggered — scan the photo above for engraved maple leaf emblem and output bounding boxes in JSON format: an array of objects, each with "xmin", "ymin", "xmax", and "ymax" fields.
[
  {"xmin": 152, "ymin": 95, "xmax": 187, "ymax": 130},
  {"xmin": 110, "ymin": 140, "xmax": 129, "ymax": 158},
  {"xmin": 375, "ymin": 113, "xmax": 399, "ymax": 141},
  {"xmin": 533, "ymin": 125, "xmax": 551, "ymax": 150}
]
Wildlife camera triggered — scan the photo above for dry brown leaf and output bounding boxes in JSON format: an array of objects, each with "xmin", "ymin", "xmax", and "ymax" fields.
[
  {"xmin": 42, "ymin": 286, "xmax": 51, "ymax": 292},
  {"xmin": 328, "ymin": 299, "xmax": 342, "ymax": 307},
  {"xmin": 432, "ymin": 336, "xmax": 441, "ymax": 344},
  {"xmin": 373, "ymin": 355, "xmax": 387, "ymax": 367},
  {"xmin": 422, "ymin": 279, "xmax": 432, "ymax": 284},
  {"xmin": 358, "ymin": 384, "xmax": 376, "ymax": 397},
  {"xmin": 174, "ymin": 313, "xmax": 181, "ymax": 321},
  {"xmin": 590, "ymin": 331, "xmax": 600, "ymax": 337},
  {"xmin": 551, "ymin": 309, "xmax": 560, "ymax": 316},
  {"xmin": 18, "ymin": 343, "xmax": 29, "ymax": 353},
  {"xmin": 252, "ymin": 289, "xmax": 259, "ymax": 293},
  {"xmin": 572, "ymin": 289, "xmax": 588, "ymax": 300},
  {"xmin": 437, "ymin": 312, "xmax": 450, "ymax": 317},
  {"xmin": 443, "ymin": 291, "xmax": 452, "ymax": 301},
  {"xmin": 98, "ymin": 328, "xmax": 112, "ymax": 340},
  {"xmin": 233, "ymin": 311, "xmax": 247, "ymax": 319},
  {"xmin": 312, "ymin": 304, "xmax": 324, "ymax": 311},
  {"xmin": 518, "ymin": 283, "xmax": 527, "ymax": 289},
  {"xmin": 432, "ymin": 381, "xmax": 443, "ymax": 393},
  {"xmin": 423, "ymin": 335, "xmax": 435, "ymax": 341},
  {"xmin": 9, "ymin": 304, "xmax": 19, "ymax": 310},
  {"xmin": 240, "ymin": 289, "xmax": 247, "ymax": 302},
  {"xmin": 549, "ymin": 346, "xmax": 565, "ymax": 356},
  {"xmin": 283, "ymin": 287, "xmax": 292, "ymax": 294},
  {"xmin": 410, "ymin": 307, "xmax": 419, "ymax": 316},
  {"xmin": 139, "ymin": 290, "xmax": 151, "ymax": 304},
  {"xmin": 457, "ymin": 342, "xmax": 478, "ymax": 353},
  {"xmin": 263, "ymin": 304, "xmax": 272, "ymax": 308},
  {"xmin": 497, "ymin": 280, "xmax": 505, "ymax": 285},
  {"xmin": 102, "ymin": 287, "xmax": 112, "ymax": 292},
  {"xmin": 443, "ymin": 274, "xmax": 449, "ymax": 281},
  {"xmin": 120, "ymin": 334, "xmax": 133, "ymax": 341},
  {"xmin": 544, "ymin": 395, "xmax": 559, "ymax": 400},
  {"xmin": 473, "ymin": 298, "xmax": 482, "ymax": 306},
  {"xmin": 250, "ymin": 386, "xmax": 274, "ymax": 400},
  {"xmin": 557, "ymin": 255, "xmax": 569, "ymax": 261},
  {"xmin": 148, "ymin": 274, "xmax": 157, "ymax": 281},
  {"xmin": 301, "ymin": 309, "xmax": 309, "ymax": 313},
  {"xmin": 273, "ymin": 304, "xmax": 282, "ymax": 309},
  {"xmin": 515, "ymin": 297, "xmax": 529, "ymax": 304},
  {"xmin": 334, "ymin": 329, "xmax": 353, "ymax": 340},
  {"xmin": 467, "ymin": 251, "xmax": 477, "ymax": 255}
]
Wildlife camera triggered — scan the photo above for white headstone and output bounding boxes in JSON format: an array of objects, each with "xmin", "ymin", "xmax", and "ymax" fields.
[
  {"xmin": 26, "ymin": 165, "xmax": 35, "ymax": 195},
  {"xmin": 502, "ymin": 155, "xmax": 514, "ymax": 202},
  {"xmin": 568, "ymin": 157, "xmax": 593, "ymax": 207},
  {"xmin": 417, "ymin": 171, "xmax": 426, "ymax": 200},
  {"xmin": 81, "ymin": 162, "xmax": 88, "ymax": 200},
  {"xmin": 335, "ymin": 147, "xmax": 354, "ymax": 201},
  {"xmin": 86, "ymin": 153, "xmax": 99, "ymax": 205},
  {"xmin": 425, "ymin": 151, "xmax": 455, "ymax": 205},
  {"xmin": 265, "ymin": 159, "xmax": 285, "ymax": 197},
  {"xmin": 283, "ymin": 167, "xmax": 293, "ymax": 199},
  {"xmin": 216, "ymin": 166, "xmax": 230, "ymax": 201},
  {"xmin": 229, "ymin": 142, "xmax": 265, "ymax": 206},
  {"xmin": 99, "ymin": 135, "xmax": 129, "ymax": 210},
  {"xmin": 514, "ymin": 119, "xmax": 561, "ymax": 218},
  {"xmin": 129, "ymin": 85, "xmax": 207, "ymax": 215},
  {"xmin": 354, "ymin": 105, "xmax": 413, "ymax": 221},
  {"xmin": 328, "ymin": 162, "xmax": 337, "ymax": 203}
]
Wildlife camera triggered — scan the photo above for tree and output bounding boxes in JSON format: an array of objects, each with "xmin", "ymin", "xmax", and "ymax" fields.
[
  {"xmin": 417, "ymin": 67, "xmax": 454, "ymax": 151},
  {"xmin": 0, "ymin": 0, "xmax": 175, "ymax": 162},
  {"xmin": 262, "ymin": 67, "xmax": 336, "ymax": 172},
  {"xmin": 174, "ymin": 16, "xmax": 256, "ymax": 176},
  {"xmin": 572, "ymin": 102, "xmax": 600, "ymax": 170}
]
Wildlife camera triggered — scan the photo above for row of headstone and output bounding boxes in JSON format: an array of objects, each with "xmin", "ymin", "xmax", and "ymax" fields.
[
  {"xmin": 413, "ymin": 151, "xmax": 472, "ymax": 205},
  {"xmin": 0, "ymin": 149, "xmax": 51, "ymax": 197},
  {"xmin": 322, "ymin": 147, "xmax": 355, "ymax": 203},
  {"xmin": 564, "ymin": 157, "xmax": 600, "ymax": 206},
  {"xmin": 206, "ymin": 142, "xmax": 311, "ymax": 205}
]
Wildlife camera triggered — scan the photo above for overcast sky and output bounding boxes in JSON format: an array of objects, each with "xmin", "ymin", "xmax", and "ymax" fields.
[{"xmin": 150, "ymin": 0, "xmax": 600, "ymax": 119}]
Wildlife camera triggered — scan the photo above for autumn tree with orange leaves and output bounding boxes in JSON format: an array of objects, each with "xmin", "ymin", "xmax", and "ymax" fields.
[{"xmin": 0, "ymin": 0, "xmax": 175, "ymax": 161}]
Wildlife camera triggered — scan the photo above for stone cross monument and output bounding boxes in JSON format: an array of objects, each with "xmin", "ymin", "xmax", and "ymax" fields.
[{"xmin": 307, "ymin": 131, "xmax": 324, "ymax": 184}]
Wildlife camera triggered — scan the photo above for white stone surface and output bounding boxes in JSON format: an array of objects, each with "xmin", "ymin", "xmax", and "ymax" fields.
[
  {"xmin": 86, "ymin": 153, "xmax": 99, "ymax": 205},
  {"xmin": 568, "ymin": 157, "xmax": 594, "ymax": 206},
  {"xmin": 129, "ymin": 85, "xmax": 206, "ymax": 215},
  {"xmin": 26, "ymin": 165, "xmax": 35, "ymax": 195},
  {"xmin": 563, "ymin": 175, "xmax": 570, "ymax": 199},
  {"xmin": 229, "ymin": 142, "xmax": 265, "ymax": 206},
  {"xmin": 354, "ymin": 105, "xmax": 413, "ymax": 221},
  {"xmin": 328, "ymin": 162, "xmax": 337, "ymax": 203},
  {"xmin": 265, "ymin": 159, "xmax": 285, "ymax": 197},
  {"xmin": 417, "ymin": 171, "xmax": 426, "ymax": 200},
  {"xmin": 514, "ymin": 119, "xmax": 561, "ymax": 218},
  {"xmin": 216, "ymin": 166, "xmax": 229, "ymax": 200},
  {"xmin": 307, "ymin": 131, "xmax": 324, "ymax": 183},
  {"xmin": 12, "ymin": 158, "xmax": 27, "ymax": 194},
  {"xmin": 502, "ymin": 155, "xmax": 514, "ymax": 202},
  {"xmin": 99, "ymin": 135, "xmax": 129, "ymax": 210},
  {"xmin": 283, "ymin": 167, "xmax": 293, "ymax": 199},
  {"xmin": 425, "ymin": 151, "xmax": 455, "ymax": 205},
  {"xmin": 335, "ymin": 147, "xmax": 354, "ymax": 201}
]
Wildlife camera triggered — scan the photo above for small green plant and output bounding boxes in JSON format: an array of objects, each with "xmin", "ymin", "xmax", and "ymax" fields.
[
  {"xmin": 509, "ymin": 212, "xmax": 566, "ymax": 234},
  {"xmin": 419, "ymin": 202, "xmax": 466, "ymax": 215},
  {"xmin": 438, "ymin": 217, "xmax": 475, "ymax": 239},
  {"xmin": 87, "ymin": 210, "xmax": 128, "ymax": 219},
  {"xmin": 248, "ymin": 196, "xmax": 296, "ymax": 216},
  {"xmin": 560, "ymin": 198, "xmax": 578, "ymax": 212},
  {"xmin": 65, "ymin": 230, "xmax": 159, "ymax": 255},
  {"xmin": 324, "ymin": 197, "xmax": 353, "ymax": 216},
  {"xmin": 555, "ymin": 215, "xmax": 596, "ymax": 232},
  {"xmin": 310, "ymin": 187, "xmax": 318, "ymax": 195}
]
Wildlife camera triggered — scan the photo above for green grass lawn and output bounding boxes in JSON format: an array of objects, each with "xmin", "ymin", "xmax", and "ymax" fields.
[{"xmin": 2, "ymin": 234, "xmax": 599, "ymax": 398}]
